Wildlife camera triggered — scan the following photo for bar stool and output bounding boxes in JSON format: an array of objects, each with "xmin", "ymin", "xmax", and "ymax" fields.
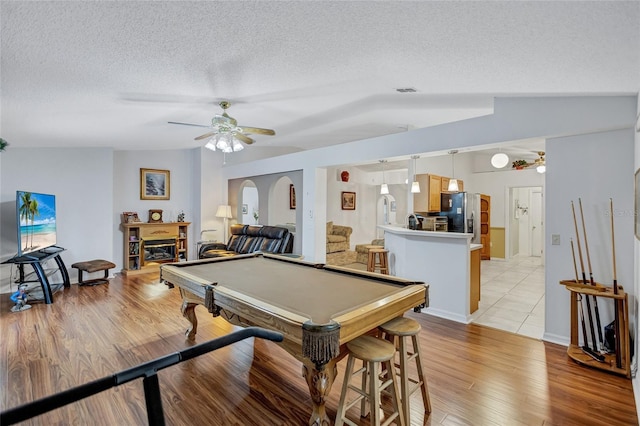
[
  {"xmin": 367, "ymin": 248, "xmax": 389, "ymax": 275},
  {"xmin": 336, "ymin": 335, "xmax": 404, "ymax": 426},
  {"xmin": 378, "ymin": 317, "xmax": 431, "ymax": 425}
]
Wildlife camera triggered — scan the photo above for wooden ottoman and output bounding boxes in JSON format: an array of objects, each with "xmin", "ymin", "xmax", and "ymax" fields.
[{"xmin": 71, "ymin": 259, "xmax": 116, "ymax": 286}]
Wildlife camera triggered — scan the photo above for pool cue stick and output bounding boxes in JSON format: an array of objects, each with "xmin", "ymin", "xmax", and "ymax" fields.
[
  {"xmin": 578, "ymin": 198, "xmax": 604, "ymax": 352},
  {"xmin": 571, "ymin": 200, "xmax": 597, "ymax": 351},
  {"xmin": 570, "ymin": 238, "xmax": 579, "ymax": 284},
  {"xmin": 610, "ymin": 198, "xmax": 622, "ymax": 368},
  {"xmin": 571, "ymin": 238, "xmax": 605, "ymax": 361}
]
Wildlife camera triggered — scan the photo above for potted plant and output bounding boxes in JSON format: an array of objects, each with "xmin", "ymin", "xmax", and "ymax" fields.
[{"xmin": 512, "ymin": 159, "xmax": 528, "ymax": 170}]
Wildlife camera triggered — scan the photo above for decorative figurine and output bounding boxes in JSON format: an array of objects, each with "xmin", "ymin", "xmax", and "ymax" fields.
[
  {"xmin": 177, "ymin": 210, "xmax": 185, "ymax": 222},
  {"xmin": 10, "ymin": 284, "xmax": 32, "ymax": 312}
]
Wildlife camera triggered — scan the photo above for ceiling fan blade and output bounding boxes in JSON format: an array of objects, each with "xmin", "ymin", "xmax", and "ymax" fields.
[
  {"xmin": 235, "ymin": 133, "xmax": 255, "ymax": 145},
  {"xmin": 168, "ymin": 121, "xmax": 210, "ymax": 128},
  {"xmin": 240, "ymin": 126, "xmax": 275, "ymax": 136},
  {"xmin": 194, "ymin": 132, "xmax": 216, "ymax": 141}
]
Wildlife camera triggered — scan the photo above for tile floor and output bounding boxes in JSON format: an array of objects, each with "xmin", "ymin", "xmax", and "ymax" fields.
[{"xmin": 470, "ymin": 254, "xmax": 546, "ymax": 340}]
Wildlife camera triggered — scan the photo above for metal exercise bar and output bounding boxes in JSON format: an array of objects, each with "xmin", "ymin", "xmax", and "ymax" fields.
[{"xmin": 0, "ymin": 327, "xmax": 284, "ymax": 425}]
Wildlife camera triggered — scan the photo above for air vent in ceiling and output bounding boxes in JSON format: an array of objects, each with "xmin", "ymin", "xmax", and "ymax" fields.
[{"xmin": 395, "ymin": 87, "xmax": 417, "ymax": 93}]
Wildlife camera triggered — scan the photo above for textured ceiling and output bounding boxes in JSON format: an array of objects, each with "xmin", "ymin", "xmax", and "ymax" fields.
[{"xmin": 1, "ymin": 1, "xmax": 639, "ymax": 161}]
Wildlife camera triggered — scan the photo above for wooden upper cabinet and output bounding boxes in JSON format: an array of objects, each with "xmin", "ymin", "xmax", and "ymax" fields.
[
  {"xmin": 428, "ymin": 175, "xmax": 441, "ymax": 212},
  {"xmin": 414, "ymin": 173, "xmax": 465, "ymax": 213},
  {"xmin": 441, "ymin": 177, "xmax": 450, "ymax": 192},
  {"xmin": 413, "ymin": 174, "xmax": 441, "ymax": 213}
]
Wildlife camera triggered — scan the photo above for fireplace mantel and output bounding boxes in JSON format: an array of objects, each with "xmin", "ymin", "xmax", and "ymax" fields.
[{"xmin": 121, "ymin": 222, "xmax": 191, "ymax": 275}]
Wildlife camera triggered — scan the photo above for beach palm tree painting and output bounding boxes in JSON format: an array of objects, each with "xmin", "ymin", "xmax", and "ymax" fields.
[{"xmin": 17, "ymin": 191, "xmax": 57, "ymax": 255}]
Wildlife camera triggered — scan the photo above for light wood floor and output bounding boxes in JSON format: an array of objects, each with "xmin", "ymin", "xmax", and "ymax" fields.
[{"xmin": 1, "ymin": 272, "xmax": 637, "ymax": 425}]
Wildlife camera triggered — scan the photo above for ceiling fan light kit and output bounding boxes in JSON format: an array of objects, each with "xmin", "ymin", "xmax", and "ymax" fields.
[{"xmin": 170, "ymin": 101, "xmax": 275, "ymax": 153}]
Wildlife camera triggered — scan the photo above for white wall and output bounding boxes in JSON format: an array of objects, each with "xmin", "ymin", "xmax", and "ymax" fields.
[
  {"xmin": 113, "ymin": 149, "xmax": 197, "ymax": 264},
  {"xmin": 0, "ymin": 148, "xmax": 114, "ymax": 290},
  {"xmin": 544, "ymin": 128, "xmax": 635, "ymax": 347},
  {"xmin": 632, "ymin": 96, "xmax": 639, "ymax": 412}
]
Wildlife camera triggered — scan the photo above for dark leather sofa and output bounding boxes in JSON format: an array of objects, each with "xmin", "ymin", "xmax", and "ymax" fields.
[{"xmin": 198, "ymin": 224, "xmax": 294, "ymax": 259}]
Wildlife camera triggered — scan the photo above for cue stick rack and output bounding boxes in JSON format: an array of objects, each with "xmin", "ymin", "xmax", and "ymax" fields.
[{"xmin": 560, "ymin": 279, "xmax": 631, "ymax": 378}]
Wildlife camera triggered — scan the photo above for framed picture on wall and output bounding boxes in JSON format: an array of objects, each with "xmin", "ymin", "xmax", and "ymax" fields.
[
  {"xmin": 140, "ymin": 168, "xmax": 170, "ymax": 200},
  {"xmin": 341, "ymin": 191, "xmax": 356, "ymax": 210},
  {"xmin": 242, "ymin": 204, "xmax": 248, "ymax": 214},
  {"xmin": 289, "ymin": 184, "xmax": 296, "ymax": 209}
]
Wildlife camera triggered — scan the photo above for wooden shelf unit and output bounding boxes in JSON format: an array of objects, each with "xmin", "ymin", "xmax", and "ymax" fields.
[
  {"xmin": 561, "ymin": 281, "xmax": 631, "ymax": 378},
  {"xmin": 121, "ymin": 222, "xmax": 190, "ymax": 276}
]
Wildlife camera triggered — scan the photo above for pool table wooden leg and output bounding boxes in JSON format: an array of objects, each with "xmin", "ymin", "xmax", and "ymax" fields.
[
  {"xmin": 181, "ymin": 300, "xmax": 198, "ymax": 341},
  {"xmin": 302, "ymin": 358, "xmax": 338, "ymax": 426}
]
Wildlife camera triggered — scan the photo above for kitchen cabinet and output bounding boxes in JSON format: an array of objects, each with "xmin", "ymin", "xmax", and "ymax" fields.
[
  {"xmin": 413, "ymin": 174, "xmax": 441, "ymax": 212},
  {"xmin": 414, "ymin": 174, "xmax": 464, "ymax": 213}
]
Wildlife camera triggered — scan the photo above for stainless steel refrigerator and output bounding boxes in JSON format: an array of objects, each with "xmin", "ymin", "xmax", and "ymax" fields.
[{"xmin": 440, "ymin": 192, "xmax": 481, "ymax": 243}]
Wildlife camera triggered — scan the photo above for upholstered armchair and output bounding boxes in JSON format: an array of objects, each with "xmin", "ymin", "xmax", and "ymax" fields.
[{"xmin": 326, "ymin": 221, "xmax": 352, "ymax": 254}]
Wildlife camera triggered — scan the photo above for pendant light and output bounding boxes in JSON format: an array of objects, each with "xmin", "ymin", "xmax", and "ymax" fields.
[
  {"xmin": 379, "ymin": 160, "xmax": 389, "ymax": 195},
  {"xmin": 410, "ymin": 155, "xmax": 420, "ymax": 193},
  {"xmin": 448, "ymin": 150, "xmax": 459, "ymax": 192}
]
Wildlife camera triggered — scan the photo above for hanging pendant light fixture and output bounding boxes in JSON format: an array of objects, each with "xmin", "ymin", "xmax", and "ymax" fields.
[
  {"xmin": 448, "ymin": 150, "xmax": 459, "ymax": 192},
  {"xmin": 410, "ymin": 155, "xmax": 420, "ymax": 193},
  {"xmin": 379, "ymin": 160, "xmax": 389, "ymax": 195}
]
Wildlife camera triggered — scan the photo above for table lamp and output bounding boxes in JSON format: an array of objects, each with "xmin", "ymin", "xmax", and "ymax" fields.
[{"xmin": 216, "ymin": 205, "xmax": 233, "ymax": 242}]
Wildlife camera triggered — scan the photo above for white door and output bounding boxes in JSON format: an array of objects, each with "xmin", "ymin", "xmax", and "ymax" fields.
[{"xmin": 530, "ymin": 190, "xmax": 543, "ymax": 257}]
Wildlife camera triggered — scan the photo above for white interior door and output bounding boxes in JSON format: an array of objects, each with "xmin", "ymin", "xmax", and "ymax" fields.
[{"xmin": 530, "ymin": 189, "xmax": 543, "ymax": 257}]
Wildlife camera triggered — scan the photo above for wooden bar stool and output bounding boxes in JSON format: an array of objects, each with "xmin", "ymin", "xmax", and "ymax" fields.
[
  {"xmin": 378, "ymin": 317, "xmax": 431, "ymax": 425},
  {"xmin": 367, "ymin": 248, "xmax": 389, "ymax": 275},
  {"xmin": 336, "ymin": 335, "xmax": 404, "ymax": 426}
]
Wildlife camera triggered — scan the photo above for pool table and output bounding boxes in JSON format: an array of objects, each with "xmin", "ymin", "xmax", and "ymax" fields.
[{"xmin": 160, "ymin": 253, "xmax": 428, "ymax": 425}]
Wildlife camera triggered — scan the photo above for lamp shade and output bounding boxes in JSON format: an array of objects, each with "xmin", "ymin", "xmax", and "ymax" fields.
[
  {"xmin": 491, "ymin": 152, "xmax": 509, "ymax": 168},
  {"xmin": 215, "ymin": 205, "xmax": 232, "ymax": 218},
  {"xmin": 411, "ymin": 181, "xmax": 421, "ymax": 193},
  {"xmin": 380, "ymin": 183, "xmax": 389, "ymax": 195},
  {"xmin": 448, "ymin": 179, "xmax": 459, "ymax": 192},
  {"xmin": 536, "ymin": 164, "xmax": 546, "ymax": 174}
]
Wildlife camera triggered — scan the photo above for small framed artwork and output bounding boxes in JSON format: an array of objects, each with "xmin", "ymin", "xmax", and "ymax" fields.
[
  {"xmin": 635, "ymin": 168, "xmax": 640, "ymax": 240},
  {"xmin": 141, "ymin": 168, "xmax": 170, "ymax": 200},
  {"xmin": 341, "ymin": 191, "xmax": 356, "ymax": 210},
  {"xmin": 242, "ymin": 204, "xmax": 248, "ymax": 214},
  {"xmin": 122, "ymin": 211, "xmax": 141, "ymax": 223},
  {"xmin": 289, "ymin": 184, "xmax": 296, "ymax": 209},
  {"xmin": 390, "ymin": 201, "xmax": 397, "ymax": 212}
]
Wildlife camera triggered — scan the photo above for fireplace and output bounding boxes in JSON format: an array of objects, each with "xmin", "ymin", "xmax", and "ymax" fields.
[{"xmin": 141, "ymin": 238, "xmax": 177, "ymax": 265}]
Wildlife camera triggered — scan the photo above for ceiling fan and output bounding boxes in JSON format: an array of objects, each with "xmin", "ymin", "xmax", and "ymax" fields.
[
  {"xmin": 512, "ymin": 151, "xmax": 546, "ymax": 173},
  {"xmin": 168, "ymin": 101, "xmax": 275, "ymax": 152}
]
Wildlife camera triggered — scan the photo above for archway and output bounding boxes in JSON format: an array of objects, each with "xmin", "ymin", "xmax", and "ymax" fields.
[{"xmin": 239, "ymin": 180, "xmax": 259, "ymax": 225}]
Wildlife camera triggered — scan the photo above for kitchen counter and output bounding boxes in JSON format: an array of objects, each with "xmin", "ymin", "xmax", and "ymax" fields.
[{"xmin": 378, "ymin": 225, "xmax": 482, "ymax": 323}]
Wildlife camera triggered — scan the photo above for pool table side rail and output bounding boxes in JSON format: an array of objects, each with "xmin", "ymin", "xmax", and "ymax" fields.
[{"xmin": 334, "ymin": 285, "xmax": 428, "ymax": 343}]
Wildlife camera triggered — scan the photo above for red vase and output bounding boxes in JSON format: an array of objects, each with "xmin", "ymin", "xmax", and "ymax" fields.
[{"xmin": 341, "ymin": 171, "xmax": 349, "ymax": 182}]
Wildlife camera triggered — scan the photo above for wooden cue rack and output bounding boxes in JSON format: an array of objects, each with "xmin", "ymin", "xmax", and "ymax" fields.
[{"xmin": 560, "ymin": 280, "xmax": 631, "ymax": 378}]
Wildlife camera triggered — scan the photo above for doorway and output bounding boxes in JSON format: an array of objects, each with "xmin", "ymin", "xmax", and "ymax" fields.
[
  {"xmin": 508, "ymin": 186, "xmax": 544, "ymax": 259},
  {"xmin": 376, "ymin": 194, "xmax": 396, "ymax": 238}
]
